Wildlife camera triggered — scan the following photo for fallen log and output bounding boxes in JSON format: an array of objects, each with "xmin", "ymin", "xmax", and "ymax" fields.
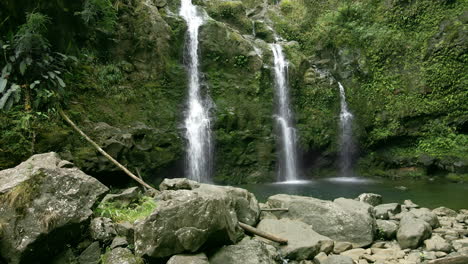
[
  {"xmin": 59, "ymin": 109, "xmax": 157, "ymax": 192},
  {"xmin": 238, "ymin": 222, "xmax": 288, "ymax": 245},
  {"xmin": 261, "ymin": 208, "xmax": 289, "ymax": 212},
  {"xmin": 428, "ymin": 254, "xmax": 468, "ymax": 264}
]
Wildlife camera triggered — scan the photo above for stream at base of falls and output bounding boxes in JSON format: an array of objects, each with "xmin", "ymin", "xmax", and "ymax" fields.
[{"xmin": 240, "ymin": 177, "xmax": 468, "ymax": 210}]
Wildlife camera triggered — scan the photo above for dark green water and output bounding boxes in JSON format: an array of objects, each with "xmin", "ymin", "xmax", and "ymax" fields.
[{"xmin": 240, "ymin": 177, "xmax": 468, "ymax": 210}]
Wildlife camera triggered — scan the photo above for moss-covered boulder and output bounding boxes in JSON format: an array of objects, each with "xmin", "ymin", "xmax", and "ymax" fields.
[{"xmin": 0, "ymin": 153, "xmax": 108, "ymax": 264}]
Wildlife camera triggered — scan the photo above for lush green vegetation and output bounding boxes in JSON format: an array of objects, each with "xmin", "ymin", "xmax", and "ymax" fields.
[
  {"xmin": 95, "ymin": 196, "xmax": 157, "ymax": 223},
  {"xmin": 0, "ymin": 0, "xmax": 466, "ymax": 183}
]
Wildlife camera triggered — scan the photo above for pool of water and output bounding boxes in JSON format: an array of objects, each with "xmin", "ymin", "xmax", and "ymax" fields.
[{"xmin": 240, "ymin": 177, "xmax": 468, "ymax": 210}]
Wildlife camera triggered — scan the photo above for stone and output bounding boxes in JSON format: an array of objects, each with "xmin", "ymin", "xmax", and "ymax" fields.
[
  {"xmin": 356, "ymin": 193, "xmax": 383, "ymax": 206},
  {"xmin": 102, "ymin": 248, "xmax": 143, "ymax": 264},
  {"xmin": 314, "ymin": 252, "xmax": 328, "ymax": 264},
  {"xmin": 167, "ymin": 253, "xmax": 209, "ymax": 264},
  {"xmin": 90, "ymin": 217, "xmax": 117, "ymax": 243},
  {"xmin": 403, "ymin": 200, "xmax": 419, "ymax": 209},
  {"xmin": 358, "ymin": 260, "xmax": 369, "ymax": 264},
  {"xmin": 456, "ymin": 214, "xmax": 466, "ymax": 223},
  {"xmin": 256, "ymin": 218, "xmax": 332, "ymax": 260},
  {"xmin": 320, "ymin": 240, "xmax": 335, "ymax": 254},
  {"xmin": 160, "ymin": 179, "xmax": 260, "ymax": 226},
  {"xmin": 334, "ymin": 242, "xmax": 353, "ymax": 254},
  {"xmin": 159, "ymin": 178, "xmax": 200, "ymax": 191},
  {"xmin": 377, "ymin": 220, "xmax": 398, "ymax": 240},
  {"xmin": 78, "ymin": 242, "xmax": 101, "ymax": 264},
  {"xmin": 435, "ymin": 251, "xmax": 448, "ymax": 258},
  {"xmin": 267, "ymin": 195, "xmax": 376, "ymax": 247},
  {"xmin": 422, "ymin": 251, "xmax": 437, "ymax": 260},
  {"xmin": 341, "ymin": 248, "xmax": 365, "ymax": 261},
  {"xmin": 209, "ymin": 239, "xmax": 276, "ymax": 264},
  {"xmin": 452, "ymin": 238, "xmax": 468, "ymax": 250},
  {"xmin": 410, "ymin": 208, "xmax": 440, "ymax": 228},
  {"xmin": 154, "ymin": 0, "xmax": 167, "ymax": 8},
  {"xmin": 322, "ymin": 255, "xmax": 354, "ymax": 264},
  {"xmin": 424, "ymin": 235, "xmax": 452, "ymax": 253},
  {"xmin": 0, "ymin": 153, "xmax": 108, "ymax": 264},
  {"xmin": 375, "ymin": 203, "xmax": 402, "ymax": 220},
  {"xmin": 372, "ymin": 242, "xmax": 387, "ymax": 248},
  {"xmin": 134, "ymin": 189, "xmax": 244, "ymax": 259},
  {"xmin": 371, "ymin": 248, "xmax": 405, "ymax": 262},
  {"xmin": 397, "ymin": 213, "xmax": 432, "ymax": 249},
  {"xmin": 433, "ymin": 207, "xmax": 458, "ymax": 217},
  {"xmin": 110, "ymin": 237, "xmax": 128, "ymax": 249},
  {"xmin": 115, "ymin": 222, "xmax": 134, "ymax": 245},
  {"xmin": 406, "ymin": 252, "xmax": 422, "ymax": 263},
  {"xmin": 100, "ymin": 187, "xmax": 141, "ymax": 208}
]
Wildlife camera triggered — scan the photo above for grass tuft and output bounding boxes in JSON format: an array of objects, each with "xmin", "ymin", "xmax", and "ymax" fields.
[{"xmin": 95, "ymin": 196, "xmax": 157, "ymax": 223}]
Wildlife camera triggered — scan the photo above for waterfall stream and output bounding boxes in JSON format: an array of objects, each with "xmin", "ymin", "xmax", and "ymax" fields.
[
  {"xmin": 271, "ymin": 43, "xmax": 299, "ymax": 182},
  {"xmin": 338, "ymin": 82, "xmax": 355, "ymax": 177},
  {"xmin": 180, "ymin": 0, "xmax": 212, "ymax": 182}
]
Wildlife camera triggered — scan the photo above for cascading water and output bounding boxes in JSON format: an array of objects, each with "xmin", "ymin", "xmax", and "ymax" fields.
[
  {"xmin": 271, "ymin": 43, "xmax": 299, "ymax": 182},
  {"xmin": 180, "ymin": 0, "xmax": 212, "ymax": 183},
  {"xmin": 338, "ymin": 82, "xmax": 355, "ymax": 177}
]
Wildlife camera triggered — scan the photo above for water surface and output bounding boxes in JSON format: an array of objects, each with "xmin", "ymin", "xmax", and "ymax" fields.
[{"xmin": 240, "ymin": 177, "xmax": 468, "ymax": 210}]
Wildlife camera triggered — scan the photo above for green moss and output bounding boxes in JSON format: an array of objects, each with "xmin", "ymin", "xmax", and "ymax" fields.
[
  {"xmin": 95, "ymin": 196, "xmax": 157, "ymax": 223},
  {"xmin": 446, "ymin": 173, "xmax": 468, "ymax": 183}
]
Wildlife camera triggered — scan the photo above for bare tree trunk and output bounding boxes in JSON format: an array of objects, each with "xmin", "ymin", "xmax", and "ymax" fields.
[
  {"xmin": 59, "ymin": 109, "xmax": 157, "ymax": 192},
  {"xmin": 238, "ymin": 222, "xmax": 288, "ymax": 244}
]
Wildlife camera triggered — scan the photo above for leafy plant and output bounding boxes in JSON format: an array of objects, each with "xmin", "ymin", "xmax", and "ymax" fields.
[
  {"xmin": 77, "ymin": 0, "xmax": 117, "ymax": 34},
  {"xmin": 95, "ymin": 196, "xmax": 157, "ymax": 223},
  {"xmin": 0, "ymin": 12, "xmax": 76, "ymax": 111}
]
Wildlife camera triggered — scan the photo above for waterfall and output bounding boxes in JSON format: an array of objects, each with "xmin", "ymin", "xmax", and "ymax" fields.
[
  {"xmin": 271, "ymin": 43, "xmax": 299, "ymax": 182},
  {"xmin": 338, "ymin": 82, "xmax": 355, "ymax": 177},
  {"xmin": 180, "ymin": 0, "xmax": 212, "ymax": 182}
]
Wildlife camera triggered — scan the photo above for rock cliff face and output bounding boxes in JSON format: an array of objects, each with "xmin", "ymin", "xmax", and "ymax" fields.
[{"xmin": 0, "ymin": 0, "xmax": 466, "ymax": 183}]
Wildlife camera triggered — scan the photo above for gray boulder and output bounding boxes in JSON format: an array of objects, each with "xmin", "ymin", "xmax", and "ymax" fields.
[
  {"xmin": 90, "ymin": 217, "xmax": 117, "ymax": 243},
  {"xmin": 167, "ymin": 253, "xmax": 209, "ymax": 264},
  {"xmin": 160, "ymin": 178, "xmax": 260, "ymax": 226},
  {"xmin": 322, "ymin": 255, "xmax": 354, "ymax": 264},
  {"xmin": 397, "ymin": 213, "xmax": 432, "ymax": 249},
  {"xmin": 410, "ymin": 208, "xmax": 440, "ymax": 228},
  {"xmin": 356, "ymin": 193, "xmax": 382, "ymax": 206},
  {"xmin": 134, "ymin": 188, "xmax": 244, "ymax": 259},
  {"xmin": 267, "ymin": 195, "xmax": 376, "ymax": 247},
  {"xmin": 102, "ymin": 248, "xmax": 144, "ymax": 264},
  {"xmin": 209, "ymin": 239, "xmax": 276, "ymax": 264},
  {"xmin": 433, "ymin": 207, "xmax": 458, "ymax": 217},
  {"xmin": 256, "ymin": 218, "xmax": 332, "ymax": 260},
  {"xmin": 376, "ymin": 220, "xmax": 398, "ymax": 240},
  {"xmin": 78, "ymin": 242, "xmax": 101, "ymax": 264},
  {"xmin": 374, "ymin": 203, "xmax": 401, "ymax": 220},
  {"xmin": 0, "ymin": 153, "xmax": 108, "ymax": 264},
  {"xmin": 424, "ymin": 235, "xmax": 452, "ymax": 252}
]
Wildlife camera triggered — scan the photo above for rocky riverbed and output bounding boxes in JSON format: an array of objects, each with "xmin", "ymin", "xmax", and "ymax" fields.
[{"xmin": 1, "ymin": 153, "xmax": 467, "ymax": 264}]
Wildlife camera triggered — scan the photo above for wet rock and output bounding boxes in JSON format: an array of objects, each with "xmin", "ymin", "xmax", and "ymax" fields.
[
  {"xmin": 333, "ymin": 242, "xmax": 353, "ymax": 254},
  {"xmin": 209, "ymin": 239, "xmax": 276, "ymax": 264},
  {"xmin": 115, "ymin": 222, "xmax": 134, "ymax": 245},
  {"xmin": 433, "ymin": 207, "xmax": 458, "ymax": 217},
  {"xmin": 90, "ymin": 217, "xmax": 117, "ymax": 243},
  {"xmin": 376, "ymin": 220, "xmax": 398, "ymax": 240},
  {"xmin": 424, "ymin": 235, "xmax": 452, "ymax": 253},
  {"xmin": 322, "ymin": 255, "xmax": 354, "ymax": 264},
  {"xmin": 100, "ymin": 187, "xmax": 141, "ymax": 208},
  {"xmin": 410, "ymin": 208, "xmax": 440, "ymax": 228},
  {"xmin": 356, "ymin": 193, "xmax": 382, "ymax": 206},
  {"xmin": 0, "ymin": 153, "xmax": 108, "ymax": 264},
  {"xmin": 375, "ymin": 203, "xmax": 401, "ymax": 220},
  {"xmin": 341, "ymin": 248, "xmax": 365, "ymax": 261},
  {"xmin": 78, "ymin": 242, "xmax": 101, "ymax": 264},
  {"xmin": 134, "ymin": 189, "xmax": 243, "ymax": 259},
  {"xmin": 102, "ymin": 247, "xmax": 143, "ymax": 264},
  {"xmin": 110, "ymin": 237, "xmax": 128, "ymax": 249},
  {"xmin": 267, "ymin": 195, "xmax": 376, "ymax": 247},
  {"xmin": 167, "ymin": 253, "xmax": 209, "ymax": 264},
  {"xmin": 397, "ymin": 213, "xmax": 432, "ymax": 249},
  {"xmin": 256, "ymin": 218, "xmax": 332, "ymax": 260}
]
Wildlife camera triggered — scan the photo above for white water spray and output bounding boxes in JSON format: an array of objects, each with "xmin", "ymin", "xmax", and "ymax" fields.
[
  {"xmin": 338, "ymin": 82, "xmax": 355, "ymax": 177},
  {"xmin": 180, "ymin": 0, "xmax": 212, "ymax": 182},
  {"xmin": 271, "ymin": 43, "xmax": 299, "ymax": 182}
]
